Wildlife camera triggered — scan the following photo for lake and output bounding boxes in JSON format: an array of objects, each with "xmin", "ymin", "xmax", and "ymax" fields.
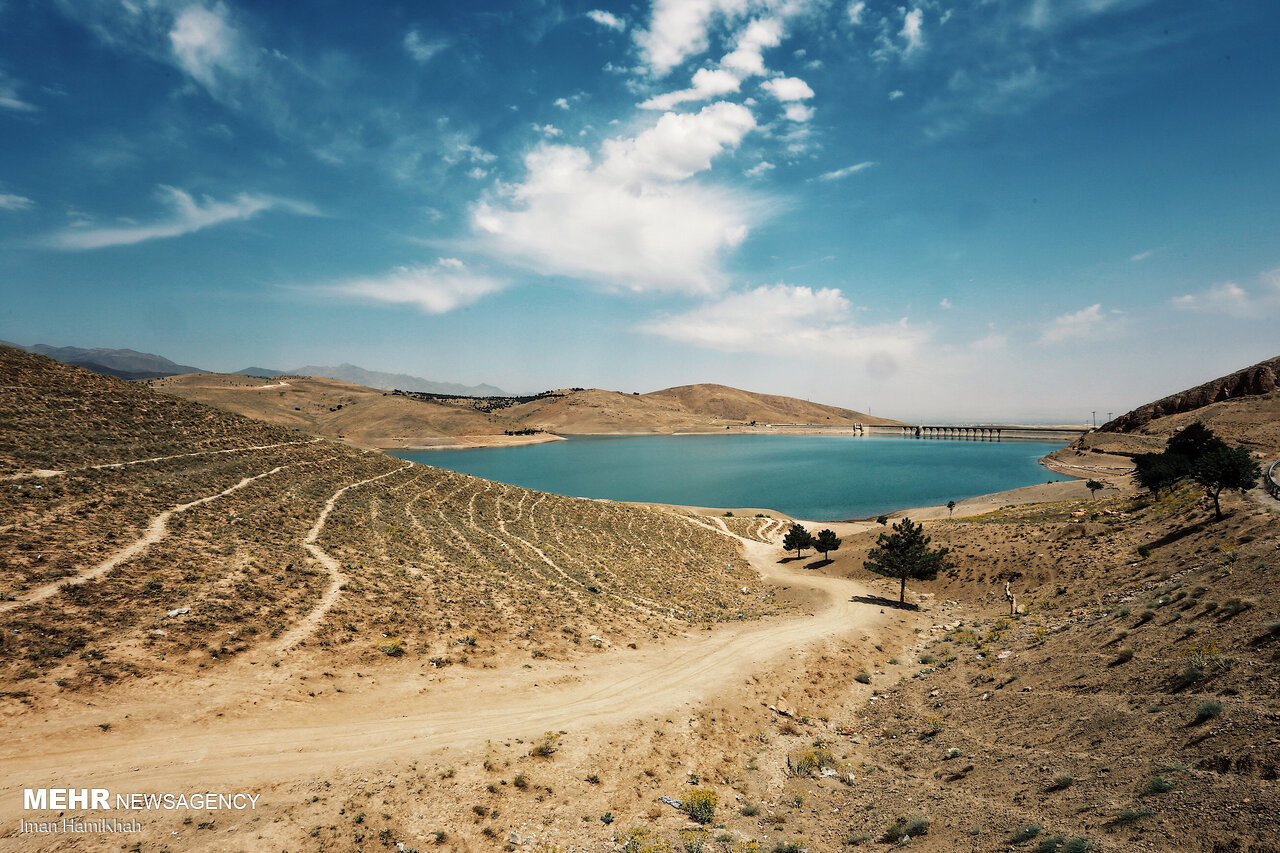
[{"xmin": 389, "ymin": 434, "xmax": 1070, "ymax": 521}]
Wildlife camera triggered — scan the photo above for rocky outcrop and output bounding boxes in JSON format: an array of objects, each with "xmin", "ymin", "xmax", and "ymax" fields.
[{"xmin": 1100, "ymin": 355, "xmax": 1280, "ymax": 433}]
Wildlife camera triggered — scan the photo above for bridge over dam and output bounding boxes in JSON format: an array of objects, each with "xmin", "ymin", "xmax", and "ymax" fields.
[{"xmin": 760, "ymin": 423, "xmax": 1088, "ymax": 442}]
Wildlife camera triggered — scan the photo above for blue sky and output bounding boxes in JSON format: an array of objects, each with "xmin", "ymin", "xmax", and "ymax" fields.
[{"xmin": 1, "ymin": 0, "xmax": 1277, "ymax": 422}]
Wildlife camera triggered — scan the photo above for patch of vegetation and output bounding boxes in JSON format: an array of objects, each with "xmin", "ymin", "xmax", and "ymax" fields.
[
  {"xmin": 683, "ymin": 789, "xmax": 718, "ymax": 824},
  {"xmin": 880, "ymin": 815, "xmax": 928, "ymax": 843},
  {"xmin": 1010, "ymin": 823, "xmax": 1042, "ymax": 844}
]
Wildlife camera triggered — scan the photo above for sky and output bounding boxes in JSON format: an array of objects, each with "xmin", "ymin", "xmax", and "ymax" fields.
[{"xmin": 1, "ymin": 0, "xmax": 1278, "ymax": 423}]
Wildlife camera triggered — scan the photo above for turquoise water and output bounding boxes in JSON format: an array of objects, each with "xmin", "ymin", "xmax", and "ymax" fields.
[{"xmin": 390, "ymin": 434, "xmax": 1069, "ymax": 521}]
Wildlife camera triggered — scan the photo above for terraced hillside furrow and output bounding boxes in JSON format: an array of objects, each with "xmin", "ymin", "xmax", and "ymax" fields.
[{"xmin": 1, "ymin": 347, "xmax": 795, "ymax": 698}]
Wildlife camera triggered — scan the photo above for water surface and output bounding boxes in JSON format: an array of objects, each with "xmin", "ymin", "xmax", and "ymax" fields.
[{"xmin": 391, "ymin": 434, "xmax": 1068, "ymax": 521}]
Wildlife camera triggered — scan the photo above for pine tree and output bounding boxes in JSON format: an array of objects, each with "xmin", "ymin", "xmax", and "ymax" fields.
[
  {"xmin": 863, "ymin": 517, "xmax": 953, "ymax": 605},
  {"xmin": 782, "ymin": 522, "xmax": 813, "ymax": 558},
  {"xmin": 815, "ymin": 528, "xmax": 841, "ymax": 560}
]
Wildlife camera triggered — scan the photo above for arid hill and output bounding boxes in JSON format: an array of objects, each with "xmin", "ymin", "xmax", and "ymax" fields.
[
  {"xmin": 1048, "ymin": 355, "xmax": 1280, "ymax": 467},
  {"xmin": 154, "ymin": 372, "xmax": 900, "ymax": 449}
]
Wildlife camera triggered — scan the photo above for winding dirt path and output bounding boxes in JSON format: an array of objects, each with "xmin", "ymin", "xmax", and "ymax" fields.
[
  {"xmin": 0, "ymin": 522, "xmax": 912, "ymax": 809},
  {"xmin": 269, "ymin": 462, "xmax": 414, "ymax": 654},
  {"xmin": 0, "ymin": 464, "xmax": 295, "ymax": 613}
]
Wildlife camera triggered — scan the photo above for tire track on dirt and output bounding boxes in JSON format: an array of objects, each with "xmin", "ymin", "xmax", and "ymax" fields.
[{"xmin": 269, "ymin": 462, "xmax": 413, "ymax": 654}]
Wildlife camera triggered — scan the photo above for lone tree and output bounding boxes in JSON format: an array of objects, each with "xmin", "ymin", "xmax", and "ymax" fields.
[
  {"xmin": 863, "ymin": 517, "xmax": 953, "ymax": 605},
  {"xmin": 815, "ymin": 528, "xmax": 842, "ymax": 560},
  {"xmin": 1193, "ymin": 443, "xmax": 1261, "ymax": 519},
  {"xmin": 1086, "ymin": 479, "xmax": 1105, "ymax": 499},
  {"xmin": 946, "ymin": 500, "xmax": 957, "ymax": 518},
  {"xmin": 782, "ymin": 522, "xmax": 813, "ymax": 558},
  {"xmin": 1133, "ymin": 451, "xmax": 1186, "ymax": 497},
  {"xmin": 875, "ymin": 515, "xmax": 889, "ymax": 526}
]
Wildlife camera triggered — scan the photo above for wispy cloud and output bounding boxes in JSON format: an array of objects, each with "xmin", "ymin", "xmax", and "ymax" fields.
[
  {"xmin": 404, "ymin": 28, "xmax": 448, "ymax": 63},
  {"xmin": 819, "ymin": 161, "xmax": 876, "ymax": 181},
  {"xmin": 1172, "ymin": 268, "xmax": 1280, "ymax": 317},
  {"xmin": 0, "ymin": 69, "xmax": 37, "ymax": 112},
  {"xmin": 323, "ymin": 259, "xmax": 506, "ymax": 314},
  {"xmin": 42, "ymin": 185, "xmax": 315, "ymax": 250},
  {"xmin": 1040, "ymin": 303, "xmax": 1113, "ymax": 343},
  {"xmin": 587, "ymin": 10, "xmax": 626, "ymax": 32},
  {"xmin": 0, "ymin": 192, "xmax": 35, "ymax": 211},
  {"xmin": 643, "ymin": 283, "xmax": 928, "ymax": 364},
  {"xmin": 639, "ymin": 68, "xmax": 740, "ymax": 110},
  {"xmin": 1130, "ymin": 247, "xmax": 1162, "ymax": 262}
]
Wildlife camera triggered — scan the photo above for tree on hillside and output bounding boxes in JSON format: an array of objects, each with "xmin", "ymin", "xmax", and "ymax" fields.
[
  {"xmin": 1133, "ymin": 452, "xmax": 1186, "ymax": 497},
  {"xmin": 875, "ymin": 515, "xmax": 889, "ymax": 526},
  {"xmin": 815, "ymin": 528, "xmax": 841, "ymax": 560},
  {"xmin": 946, "ymin": 500, "xmax": 956, "ymax": 518},
  {"xmin": 1086, "ymin": 479, "xmax": 1105, "ymax": 499},
  {"xmin": 782, "ymin": 523, "xmax": 813, "ymax": 559},
  {"xmin": 863, "ymin": 517, "xmax": 953, "ymax": 605},
  {"xmin": 1167, "ymin": 422, "xmax": 1222, "ymax": 463},
  {"xmin": 1193, "ymin": 444, "xmax": 1261, "ymax": 519}
]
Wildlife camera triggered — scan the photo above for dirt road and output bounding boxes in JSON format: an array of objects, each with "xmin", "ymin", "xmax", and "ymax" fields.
[{"xmin": 0, "ymin": 531, "xmax": 904, "ymax": 816}]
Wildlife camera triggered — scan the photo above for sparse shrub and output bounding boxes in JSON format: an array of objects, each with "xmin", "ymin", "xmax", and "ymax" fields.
[
  {"xmin": 585, "ymin": 773, "xmax": 600, "ymax": 784},
  {"xmin": 786, "ymin": 747, "xmax": 836, "ymax": 777},
  {"xmin": 1113, "ymin": 646, "xmax": 1134, "ymax": 664},
  {"xmin": 683, "ymin": 788, "xmax": 718, "ymax": 824},
  {"xmin": 1048, "ymin": 773, "xmax": 1074, "ymax": 791},
  {"xmin": 1136, "ymin": 545, "xmax": 1151, "ymax": 559},
  {"xmin": 780, "ymin": 789, "xmax": 806, "ymax": 809},
  {"xmin": 1193, "ymin": 699, "xmax": 1224, "ymax": 723},
  {"xmin": 1265, "ymin": 620, "xmax": 1280, "ymax": 636},
  {"xmin": 529, "ymin": 731, "xmax": 560, "ymax": 757},
  {"xmin": 1143, "ymin": 776, "xmax": 1173, "ymax": 795},
  {"xmin": 740, "ymin": 803, "xmax": 760, "ymax": 817},
  {"xmin": 513, "ymin": 772, "xmax": 529, "ymax": 789},
  {"xmin": 378, "ymin": 637, "xmax": 405, "ymax": 656},
  {"xmin": 679, "ymin": 827, "xmax": 708, "ymax": 853},
  {"xmin": 1112, "ymin": 808, "xmax": 1152, "ymax": 825},
  {"xmin": 854, "ymin": 671, "xmax": 871, "ymax": 684},
  {"xmin": 918, "ymin": 653, "xmax": 935, "ymax": 665},
  {"xmin": 771, "ymin": 841, "xmax": 804, "ymax": 853},
  {"xmin": 1010, "ymin": 823, "xmax": 1042, "ymax": 843},
  {"xmin": 881, "ymin": 815, "xmax": 928, "ymax": 843},
  {"xmin": 944, "ymin": 747, "xmax": 962, "ymax": 760}
]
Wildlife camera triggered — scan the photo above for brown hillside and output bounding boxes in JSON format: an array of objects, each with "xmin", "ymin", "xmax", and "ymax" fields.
[
  {"xmin": 151, "ymin": 372, "xmax": 516, "ymax": 449},
  {"xmin": 508, "ymin": 387, "xmax": 732, "ymax": 433},
  {"xmin": 646, "ymin": 382, "xmax": 901, "ymax": 426},
  {"xmin": 1051, "ymin": 355, "xmax": 1280, "ymax": 464}
]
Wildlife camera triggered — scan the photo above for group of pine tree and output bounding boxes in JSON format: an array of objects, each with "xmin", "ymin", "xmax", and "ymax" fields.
[{"xmin": 783, "ymin": 518, "xmax": 951, "ymax": 606}]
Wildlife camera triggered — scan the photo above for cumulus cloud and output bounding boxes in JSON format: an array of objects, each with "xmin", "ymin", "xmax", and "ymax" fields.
[
  {"xmin": 847, "ymin": 1, "xmax": 866, "ymax": 25},
  {"xmin": 720, "ymin": 17, "xmax": 783, "ymax": 78},
  {"xmin": 587, "ymin": 9, "xmax": 626, "ymax": 31},
  {"xmin": 783, "ymin": 103, "xmax": 814, "ymax": 122},
  {"xmin": 639, "ymin": 67, "xmax": 741, "ymax": 110},
  {"xmin": 404, "ymin": 28, "xmax": 448, "ymax": 63},
  {"xmin": 642, "ymin": 283, "xmax": 928, "ymax": 361},
  {"xmin": 761, "ymin": 76, "xmax": 814, "ymax": 102},
  {"xmin": 471, "ymin": 102, "xmax": 759, "ymax": 295},
  {"xmin": 42, "ymin": 185, "xmax": 314, "ymax": 250},
  {"xmin": 325, "ymin": 259, "xmax": 506, "ymax": 314},
  {"xmin": 635, "ymin": 0, "xmax": 747, "ymax": 77},
  {"xmin": 1172, "ymin": 269, "xmax": 1280, "ymax": 317},
  {"xmin": 744, "ymin": 160, "xmax": 775, "ymax": 177},
  {"xmin": 819, "ymin": 161, "xmax": 876, "ymax": 181},
  {"xmin": 1040, "ymin": 303, "xmax": 1107, "ymax": 343},
  {"xmin": 900, "ymin": 8, "xmax": 925, "ymax": 53},
  {"xmin": 888, "ymin": 89, "xmax": 904, "ymax": 100}
]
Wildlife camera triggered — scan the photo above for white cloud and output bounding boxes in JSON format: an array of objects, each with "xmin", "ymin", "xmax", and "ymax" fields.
[
  {"xmin": 1172, "ymin": 270, "xmax": 1280, "ymax": 317},
  {"xmin": 720, "ymin": 17, "xmax": 783, "ymax": 78},
  {"xmin": 587, "ymin": 10, "xmax": 626, "ymax": 31},
  {"xmin": 744, "ymin": 160, "xmax": 775, "ymax": 177},
  {"xmin": 636, "ymin": 0, "xmax": 750, "ymax": 77},
  {"xmin": 848, "ymin": 2, "xmax": 866, "ymax": 25},
  {"xmin": 642, "ymin": 283, "xmax": 928, "ymax": 362},
  {"xmin": 325, "ymin": 259, "xmax": 506, "ymax": 314},
  {"xmin": 783, "ymin": 103, "xmax": 814, "ymax": 122},
  {"xmin": 169, "ymin": 4, "xmax": 243, "ymax": 93},
  {"xmin": 970, "ymin": 332, "xmax": 1007, "ymax": 351},
  {"xmin": 42, "ymin": 185, "xmax": 314, "ymax": 250},
  {"xmin": 939, "ymin": 298, "xmax": 952, "ymax": 309},
  {"xmin": 819, "ymin": 161, "xmax": 876, "ymax": 181},
  {"xmin": 1130, "ymin": 247, "xmax": 1161, "ymax": 262},
  {"xmin": 640, "ymin": 67, "xmax": 741, "ymax": 110},
  {"xmin": 404, "ymin": 28, "xmax": 448, "ymax": 63},
  {"xmin": 761, "ymin": 76, "xmax": 814, "ymax": 101},
  {"xmin": 888, "ymin": 89, "xmax": 904, "ymax": 100},
  {"xmin": 533, "ymin": 123, "xmax": 563, "ymax": 137},
  {"xmin": 0, "ymin": 192, "xmax": 34, "ymax": 211},
  {"xmin": 900, "ymin": 8, "xmax": 925, "ymax": 54},
  {"xmin": 1040, "ymin": 303, "xmax": 1105, "ymax": 343},
  {"xmin": 554, "ymin": 97, "xmax": 571, "ymax": 110},
  {"xmin": 0, "ymin": 69, "xmax": 37, "ymax": 111},
  {"xmin": 471, "ymin": 102, "xmax": 759, "ymax": 295}
]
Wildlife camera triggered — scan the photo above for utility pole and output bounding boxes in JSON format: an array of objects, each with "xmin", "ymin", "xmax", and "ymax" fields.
[{"xmin": 1091, "ymin": 410, "xmax": 1096, "ymax": 428}]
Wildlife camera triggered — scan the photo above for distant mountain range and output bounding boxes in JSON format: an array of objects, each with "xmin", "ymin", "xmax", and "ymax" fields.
[
  {"xmin": 237, "ymin": 363, "xmax": 505, "ymax": 397},
  {"xmin": 0, "ymin": 342, "xmax": 504, "ymax": 397},
  {"xmin": 0, "ymin": 342, "xmax": 206, "ymax": 380}
]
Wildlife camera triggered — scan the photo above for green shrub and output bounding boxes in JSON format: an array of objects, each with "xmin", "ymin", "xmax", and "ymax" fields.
[
  {"xmin": 1048, "ymin": 774, "xmax": 1073, "ymax": 791},
  {"xmin": 881, "ymin": 815, "xmax": 928, "ymax": 843},
  {"xmin": 1194, "ymin": 699, "xmax": 1224, "ymax": 723},
  {"xmin": 1143, "ymin": 776, "xmax": 1173, "ymax": 795},
  {"xmin": 854, "ymin": 671, "xmax": 872, "ymax": 684},
  {"xmin": 683, "ymin": 789, "xmax": 718, "ymax": 824},
  {"xmin": 529, "ymin": 731, "xmax": 561, "ymax": 757},
  {"xmin": 1010, "ymin": 823, "xmax": 1042, "ymax": 843},
  {"xmin": 740, "ymin": 803, "xmax": 760, "ymax": 817}
]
